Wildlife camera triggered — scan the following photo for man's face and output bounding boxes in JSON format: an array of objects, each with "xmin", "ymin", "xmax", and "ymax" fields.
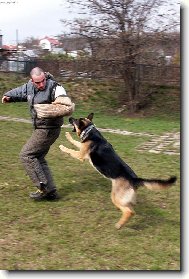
[{"xmin": 32, "ymin": 73, "xmax": 46, "ymax": 90}]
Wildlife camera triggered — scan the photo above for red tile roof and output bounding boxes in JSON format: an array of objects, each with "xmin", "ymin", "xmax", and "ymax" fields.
[{"xmin": 40, "ymin": 36, "xmax": 60, "ymax": 46}]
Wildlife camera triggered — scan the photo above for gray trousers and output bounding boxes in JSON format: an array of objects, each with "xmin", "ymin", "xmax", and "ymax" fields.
[{"xmin": 20, "ymin": 128, "xmax": 61, "ymax": 192}]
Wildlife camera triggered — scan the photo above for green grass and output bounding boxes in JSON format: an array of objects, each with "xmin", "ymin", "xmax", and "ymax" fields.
[
  {"xmin": 0, "ymin": 73, "xmax": 180, "ymax": 270},
  {"xmin": 0, "ymin": 72, "xmax": 180, "ymax": 134},
  {"xmin": 0, "ymin": 119, "xmax": 180, "ymax": 270},
  {"xmin": 0, "ymin": 102, "xmax": 179, "ymax": 135}
]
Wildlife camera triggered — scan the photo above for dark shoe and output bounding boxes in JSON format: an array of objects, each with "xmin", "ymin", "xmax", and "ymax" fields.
[
  {"xmin": 29, "ymin": 189, "xmax": 59, "ymax": 201},
  {"xmin": 46, "ymin": 190, "xmax": 60, "ymax": 201}
]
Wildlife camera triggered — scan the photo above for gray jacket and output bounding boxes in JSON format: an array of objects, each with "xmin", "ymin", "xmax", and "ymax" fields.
[{"xmin": 4, "ymin": 77, "xmax": 65, "ymax": 129}]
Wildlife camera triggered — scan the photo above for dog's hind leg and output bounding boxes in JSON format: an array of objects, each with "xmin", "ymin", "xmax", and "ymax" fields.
[
  {"xmin": 111, "ymin": 191, "xmax": 135, "ymax": 229},
  {"xmin": 115, "ymin": 206, "xmax": 135, "ymax": 230},
  {"xmin": 111, "ymin": 178, "xmax": 136, "ymax": 229},
  {"xmin": 111, "ymin": 191, "xmax": 120, "ymax": 209}
]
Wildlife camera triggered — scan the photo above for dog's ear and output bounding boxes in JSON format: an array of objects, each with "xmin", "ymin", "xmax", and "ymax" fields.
[{"xmin": 87, "ymin": 113, "xmax": 94, "ymax": 121}]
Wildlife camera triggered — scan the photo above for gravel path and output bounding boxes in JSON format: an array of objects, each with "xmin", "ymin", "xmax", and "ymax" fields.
[{"xmin": 0, "ymin": 115, "xmax": 180, "ymax": 155}]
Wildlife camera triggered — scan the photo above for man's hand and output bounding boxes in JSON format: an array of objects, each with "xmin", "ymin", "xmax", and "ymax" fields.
[
  {"xmin": 52, "ymin": 96, "xmax": 72, "ymax": 106},
  {"xmin": 2, "ymin": 96, "xmax": 11, "ymax": 103}
]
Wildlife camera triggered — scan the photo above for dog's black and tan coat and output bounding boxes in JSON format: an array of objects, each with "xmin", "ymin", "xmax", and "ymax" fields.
[{"xmin": 59, "ymin": 113, "xmax": 177, "ymax": 229}]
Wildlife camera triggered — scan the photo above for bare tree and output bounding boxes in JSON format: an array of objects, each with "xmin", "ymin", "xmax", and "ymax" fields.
[
  {"xmin": 61, "ymin": 0, "xmax": 180, "ymax": 112},
  {"xmin": 22, "ymin": 37, "xmax": 40, "ymax": 49}
]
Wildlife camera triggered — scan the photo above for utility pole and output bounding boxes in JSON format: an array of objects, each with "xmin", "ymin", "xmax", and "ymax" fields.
[
  {"xmin": 16, "ymin": 29, "xmax": 19, "ymax": 50},
  {"xmin": 16, "ymin": 29, "xmax": 19, "ymax": 71},
  {"xmin": 0, "ymin": 30, "xmax": 2, "ymax": 48}
]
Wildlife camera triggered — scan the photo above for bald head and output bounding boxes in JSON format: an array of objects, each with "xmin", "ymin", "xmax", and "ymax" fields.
[
  {"xmin": 30, "ymin": 67, "xmax": 44, "ymax": 77},
  {"xmin": 30, "ymin": 67, "xmax": 46, "ymax": 90}
]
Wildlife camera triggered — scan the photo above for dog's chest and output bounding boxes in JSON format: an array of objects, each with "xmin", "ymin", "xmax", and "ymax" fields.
[
  {"xmin": 87, "ymin": 155, "xmax": 103, "ymax": 176},
  {"xmin": 88, "ymin": 155, "xmax": 109, "ymax": 180},
  {"xmin": 88, "ymin": 156, "xmax": 96, "ymax": 169}
]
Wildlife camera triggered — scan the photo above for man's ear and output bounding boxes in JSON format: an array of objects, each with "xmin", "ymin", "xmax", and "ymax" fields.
[{"xmin": 87, "ymin": 113, "xmax": 94, "ymax": 121}]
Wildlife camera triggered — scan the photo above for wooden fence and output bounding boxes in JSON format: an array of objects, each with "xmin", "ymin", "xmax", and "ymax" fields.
[
  {"xmin": 36, "ymin": 59, "xmax": 180, "ymax": 86},
  {"xmin": 0, "ymin": 58, "xmax": 180, "ymax": 86}
]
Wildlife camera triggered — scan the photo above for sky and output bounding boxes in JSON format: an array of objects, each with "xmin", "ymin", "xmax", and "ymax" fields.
[
  {"xmin": 0, "ymin": 0, "xmax": 181, "ymax": 46},
  {"xmin": 0, "ymin": 0, "xmax": 78, "ymax": 45}
]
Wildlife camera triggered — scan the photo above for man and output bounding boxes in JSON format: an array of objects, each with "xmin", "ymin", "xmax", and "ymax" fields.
[{"xmin": 2, "ymin": 67, "xmax": 74, "ymax": 201}]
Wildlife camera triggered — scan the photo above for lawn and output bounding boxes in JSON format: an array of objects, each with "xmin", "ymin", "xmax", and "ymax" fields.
[{"xmin": 0, "ymin": 103, "xmax": 180, "ymax": 270}]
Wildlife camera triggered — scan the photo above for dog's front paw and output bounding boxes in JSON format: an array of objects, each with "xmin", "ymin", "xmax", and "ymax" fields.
[{"xmin": 59, "ymin": 145, "xmax": 67, "ymax": 152}]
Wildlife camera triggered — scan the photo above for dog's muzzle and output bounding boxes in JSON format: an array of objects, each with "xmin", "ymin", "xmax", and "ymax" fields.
[
  {"xmin": 69, "ymin": 117, "xmax": 76, "ymax": 132},
  {"xmin": 69, "ymin": 117, "xmax": 75, "ymax": 124}
]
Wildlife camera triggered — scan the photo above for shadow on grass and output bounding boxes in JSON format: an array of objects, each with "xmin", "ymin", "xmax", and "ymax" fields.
[
  {"xmin": 128, "ymin": 193, "xmax": 180, "ymax": 231},
  {"xmin": 56, "ymin": 174, "xmax": 179, "ymax": 232}
]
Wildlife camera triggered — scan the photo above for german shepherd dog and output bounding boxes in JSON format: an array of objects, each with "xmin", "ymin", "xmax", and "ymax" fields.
[{"xmin": 59, "ymin": 113, "xmax": 177, "ymax": 229}]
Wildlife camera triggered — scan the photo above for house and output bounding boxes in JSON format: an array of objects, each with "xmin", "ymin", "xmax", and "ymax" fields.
[
  {"xmin": 39, "ymin": 36, "xmax": 60, "ymax": 51},
  {"xmin": 0, "ymin": 44, "xmax": 18, "ymax": 59}
]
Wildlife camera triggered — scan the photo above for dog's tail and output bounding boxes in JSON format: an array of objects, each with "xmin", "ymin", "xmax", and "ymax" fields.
[{"xmin": 133, "ymin": 176, "xmax": 177, "ymax": 190}]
